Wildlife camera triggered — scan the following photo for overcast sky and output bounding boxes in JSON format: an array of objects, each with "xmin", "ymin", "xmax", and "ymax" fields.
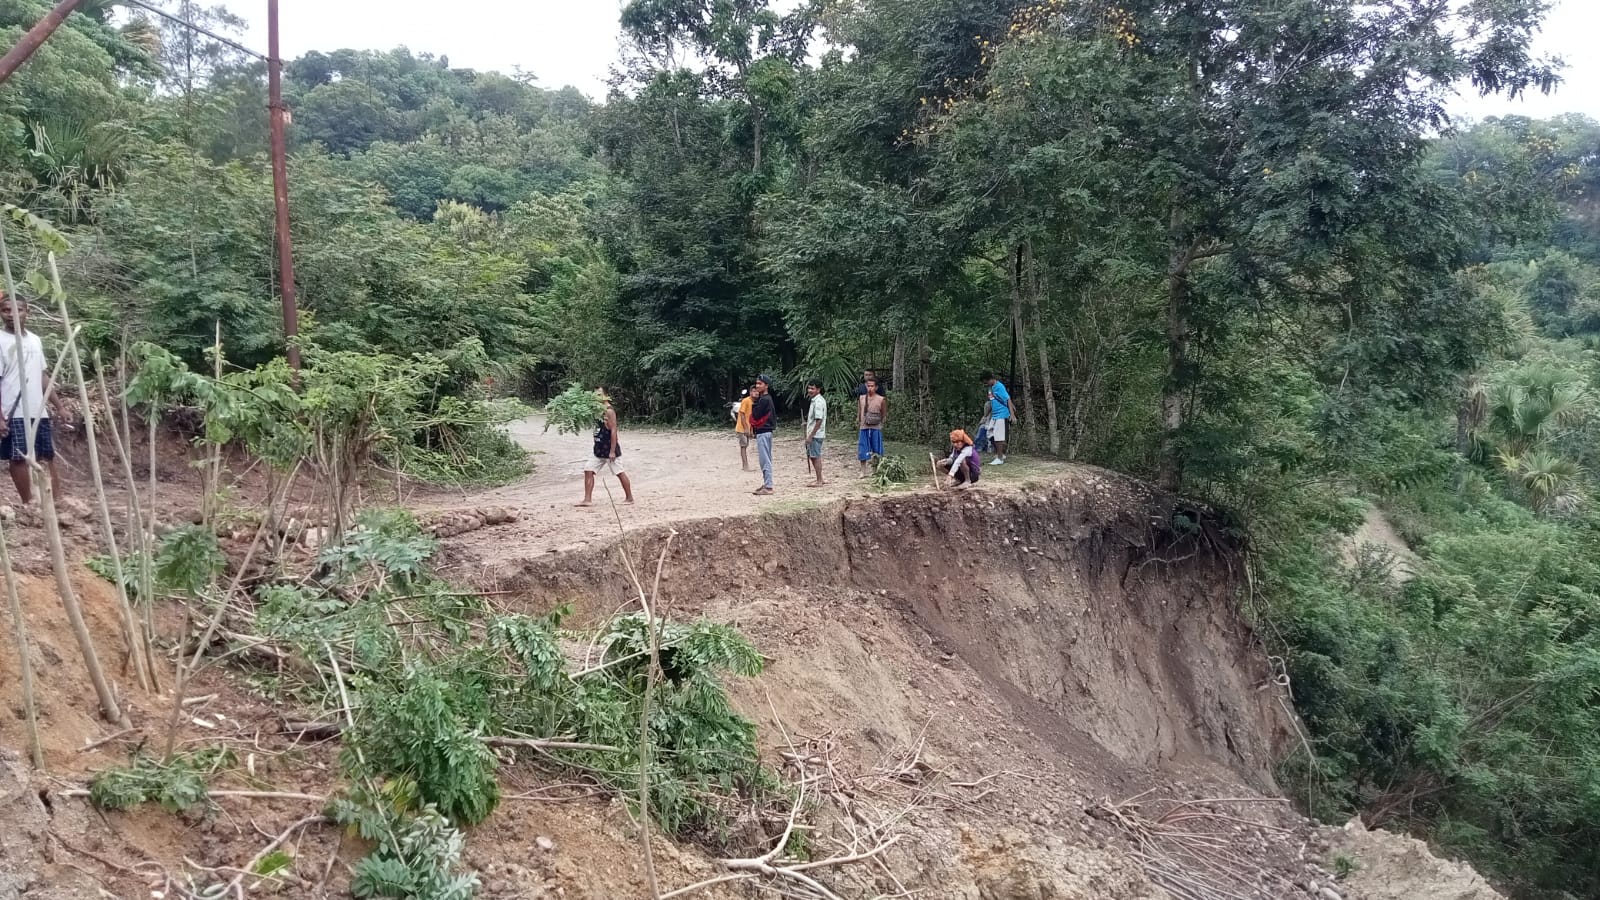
[{"xmin": 234, "ymin": 0, "xmax": 1599, "ymax": 121}]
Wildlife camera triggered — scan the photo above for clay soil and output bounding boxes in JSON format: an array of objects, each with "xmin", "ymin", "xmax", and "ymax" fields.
[{"xmin": 0, "ymin": 418, "xmax": 1507, "ymax": 900}]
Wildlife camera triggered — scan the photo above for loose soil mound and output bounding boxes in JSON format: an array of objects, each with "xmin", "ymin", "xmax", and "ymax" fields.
[{"xmin": 0, "ymin": 463, "xmax": 1506, "ymax": 899}]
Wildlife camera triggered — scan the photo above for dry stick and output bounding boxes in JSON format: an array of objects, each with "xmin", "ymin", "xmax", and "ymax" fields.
[
  {"xmin": 636, "ymin": 529, "xmax": 677, "ymax": 900},
  {"xmin": 221, "ymin": 813, "xmax": 328, "ymax": 900},
  {"xmin": 50, "ymin": 254, "xmax": 151, "ymax": 692},
  {"xmin": 0, "ymin": 518, "xmax": 42, "ymax": 768},
  {"xmin": 22, "ymin": 312, "xmax": 123, "ymax": 723},
  {"xmin": 101, "ymin": 348, "xmax": 159, "ymax": 684},
  {"xmin": 61, "ymin": 787, "xmax": 327, "ymax": 803},
  {"xmin": 206, "ymin": 321, "xmax": 223, "ymax": 526},
  {"xmin": 160, "ymin": 464, "xmax": 302, "ymax": 764}
]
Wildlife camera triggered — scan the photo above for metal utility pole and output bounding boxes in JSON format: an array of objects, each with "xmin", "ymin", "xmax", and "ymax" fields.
[
  {"xmin": 0, "ymin": 0, "xmax": 87, "ymax": 86},
  {"xmin": 266, "ymin": 0, "xmax": 301, "ymax": 371}
]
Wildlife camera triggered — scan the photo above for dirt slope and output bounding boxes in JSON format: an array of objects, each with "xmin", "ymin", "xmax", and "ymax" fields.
[{"xmin": 0, "ymin": 437, "xmax": 1508, "ymax": 899}]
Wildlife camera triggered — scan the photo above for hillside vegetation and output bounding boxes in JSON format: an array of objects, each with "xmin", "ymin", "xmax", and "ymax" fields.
[{"xmin": 2, "ymin": 0, "xmax": 1600, "ymax": 896}]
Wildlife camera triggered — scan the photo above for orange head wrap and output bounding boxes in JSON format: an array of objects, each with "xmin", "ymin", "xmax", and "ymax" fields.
[{"xmin": 949, "ymin": 429, "xmax": 973, "ymax": 447}]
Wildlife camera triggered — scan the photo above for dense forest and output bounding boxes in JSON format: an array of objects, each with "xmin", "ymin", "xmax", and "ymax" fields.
[{"xmin": 3, "ymin": 0, "xmax": 1600, "ymax": 896}]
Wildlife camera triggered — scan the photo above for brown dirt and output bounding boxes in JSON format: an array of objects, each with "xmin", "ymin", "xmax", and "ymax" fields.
[
  {"xmin": 0, "ymin": 418, "xmax": 1510, "ymax": 900},
  {"xmin": 417, "ymin": 413, "xmax": 1082, "ymax": 557}
]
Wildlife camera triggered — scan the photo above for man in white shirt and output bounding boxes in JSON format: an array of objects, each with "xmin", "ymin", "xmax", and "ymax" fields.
[
  {"xmin": 804, "ymin": 379, "xmax": 827, "ymax": 487},
  {"xmin": 0, "ymin": 297, "xmax": 60, "ymax": 503}
]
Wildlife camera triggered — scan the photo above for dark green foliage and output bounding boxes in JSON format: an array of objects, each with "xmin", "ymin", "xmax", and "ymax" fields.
[
  {"xmin": 542, "ymin": 383, "xmax": 607, "ymax": 436},
  {"xmin": 88, "ymin": 748, "xmax": 236, "ymax": 814},
  {"xmin": 330, "ymin": 780, "xmax": 478, "ymax": 900},
  {"xmin": 253, "ymin": 508, "xmax": 776, "ymax": 843},
  {"xmin": 153, "ymin": 526, "xmax": 225, "ymax": 597}
]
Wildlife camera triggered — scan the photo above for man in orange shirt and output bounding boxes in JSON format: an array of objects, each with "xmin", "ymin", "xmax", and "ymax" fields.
[{"xmin": 732, "ymin": 387, "xmax": 754, "ymax": 471}]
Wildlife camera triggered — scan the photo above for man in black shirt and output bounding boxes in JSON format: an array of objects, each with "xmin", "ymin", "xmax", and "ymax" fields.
[
  {"xmin": 853, "ymin": 369, "xmax": 888, "ymax": 398},
  {"xmin": 750, "ymin": 375, "xmax": 776, "ymax": 495}
]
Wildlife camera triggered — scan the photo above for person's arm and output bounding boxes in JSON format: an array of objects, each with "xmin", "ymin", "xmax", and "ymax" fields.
[
  {"xmin": 948, "ymin": 446, "xmax": 969, "ymax": 477},
  {"xmin": 606, "ymin": 408, "xmax": 619, "ymax": 457},
  {"xmin": 857, "ymin": 394, "xmax": 865, "ymax": 429},
  {"xmin": 880, "ymin": 396, "xmax": 888, "ymax": 428}
]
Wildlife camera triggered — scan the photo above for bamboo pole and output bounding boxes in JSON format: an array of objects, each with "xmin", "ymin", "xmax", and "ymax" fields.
[
  {"xmin": 49, "ymin": 254, "xmax": 152, "ymax": 692},
  {"xmin": 97, "ymin": 351, "xmax": 158, "ymax": 687},
  {"xmin": 0, "ymin": 219, "xmax": 121, "ymax": 724}
]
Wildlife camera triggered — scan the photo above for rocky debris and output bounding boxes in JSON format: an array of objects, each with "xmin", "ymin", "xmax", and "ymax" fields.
[
  {"xmin": 1319, "ymin": 818, "xmax": 1505, "ymax": 900},
  {"xmin": 953, "ymin": 826, "xmax": 1170, "ymax": 900},
  {"xmin": 428, "ymin": 506, "xmax": 520, "ymax": 538}
]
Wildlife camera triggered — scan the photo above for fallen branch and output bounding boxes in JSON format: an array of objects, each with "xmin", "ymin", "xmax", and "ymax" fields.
[
  {"xmin": 79, "ymin": 728, "xmax": 140, "ymax": 753},
  {"xmin": 61, "ymin": 788, "xmax": 328, "ymax": 804},
  {"xmin": 484, "ymin": 737, "xmax": 623, "ymax": 753},
  {"xmin": 220, "ymin": 813, "xmax": 327, "ymax": 899}
]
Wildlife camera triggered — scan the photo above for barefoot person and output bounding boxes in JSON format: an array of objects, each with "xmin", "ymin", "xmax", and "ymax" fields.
[
  {"xmin": 732, "ymin": 388, "xmax": 754, "ymax": 471},
  {"xmin": 856, "ymin": 377, "xmax": 887, "ymax": 474},
  {"xmin": 751, "ymin": 376, "xmax": 776, "ymax": 495},
  {"xmin": 578, "ymin": 390, "xmax": 633, "ymax": 507},
  {"xmin": 0, "ymin": 296, "xmax": 60, "ymax": 503},
  {"xmin": 804, "ymin": 379, "xmax": 827, "ymax": 486},
  {"xmin": 938, "ymin": 430, "xmax": 982, "ymax": 488}
]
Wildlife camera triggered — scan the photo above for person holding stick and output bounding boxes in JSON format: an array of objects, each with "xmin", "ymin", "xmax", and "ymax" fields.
[{"xmin": 937, "ymin": 430, "xmax": 981, "ymax": 488}]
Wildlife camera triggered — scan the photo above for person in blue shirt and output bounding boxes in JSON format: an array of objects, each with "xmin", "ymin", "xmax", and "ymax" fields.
[{"xmin": 982, "ymin": 371, "xmax": 1011, "ymax": 465}]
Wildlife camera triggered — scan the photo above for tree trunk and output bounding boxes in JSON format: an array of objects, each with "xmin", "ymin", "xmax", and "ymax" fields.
[
  {"xmin": 891, "ymin": 331, "xmax": 906, "ymax": 404},
  {"xmin": 1027, "ymin": 242, "xmax": 1060, "ymax": 456},
  {"xmin": 1160, "ymin": 253, "xmax": 1191, "ymax": 493},
  {"xmin": 917, "ymin": 332, "xmax": 932, "ymax": 442},
  {"xmin": 1010, "ymin": 246, "xmax": 1039, "ymax": 453}
]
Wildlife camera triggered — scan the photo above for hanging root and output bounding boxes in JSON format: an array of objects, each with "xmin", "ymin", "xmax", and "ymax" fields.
[{"xmin": 1090, "ymin": 793, "xmax": 1300, "ymax": 900}]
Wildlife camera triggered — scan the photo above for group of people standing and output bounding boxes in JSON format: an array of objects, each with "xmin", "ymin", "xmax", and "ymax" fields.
[
  {"xmin": 576, "ymin": 366, "xmax": 1015, "ymax": 505},
  {"xmin": 728, "ymin": 368, "xmax": 1014, "ymax": 494}
]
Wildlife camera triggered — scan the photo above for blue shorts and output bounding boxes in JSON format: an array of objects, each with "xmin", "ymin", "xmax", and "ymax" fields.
[
  {"xmin": 806, "ymin": 438, "xmax": 824, "ymax": 459},
  {"xmin": 2, "ymin": 417, "xmax": 53, "ymax": 461},
  {"xmin": 857, "ymin": 428, "xmax": 884, "ymax": 462}
]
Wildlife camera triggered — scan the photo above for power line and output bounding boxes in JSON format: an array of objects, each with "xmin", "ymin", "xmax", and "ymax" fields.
[{"xmin": 121, "ymin": 0, "xmax": 267, "ymax": 63}]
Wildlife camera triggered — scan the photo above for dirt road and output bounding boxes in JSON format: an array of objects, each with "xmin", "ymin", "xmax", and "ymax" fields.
[{"xmin": 423, "ymin": 414, "xmax": 943, "ymax": 556}]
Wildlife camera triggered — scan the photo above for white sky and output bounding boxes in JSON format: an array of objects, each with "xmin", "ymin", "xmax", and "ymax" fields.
[{"xmin": 231, "ymin": 0, "xmax": 1598, "ymax": 121}]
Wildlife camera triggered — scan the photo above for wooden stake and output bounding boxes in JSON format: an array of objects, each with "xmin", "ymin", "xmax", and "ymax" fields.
[{"xmin": 49, "ymin": 254, "xmax": 151, "ymax": 692}]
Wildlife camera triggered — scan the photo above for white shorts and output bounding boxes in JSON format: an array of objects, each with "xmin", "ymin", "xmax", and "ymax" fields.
[
  {"xmin": 989, "ymin": 417, "xmax": 1008, "ymax": 442},
  {"xmin": 585, "ymin": 456, "xmax": 626, "ymax": 475}
]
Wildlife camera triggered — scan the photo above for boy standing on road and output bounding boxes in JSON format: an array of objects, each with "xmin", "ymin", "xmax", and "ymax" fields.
[
  {"xmin": 577, "ymin": 389, "xmax": 634, "ymax": 507},
  {"xmin": 750, "ymin": 375, "xmax": 776, "ymax": 495},
  {"xmin": 856, "ymin": 377, "xmax": 887, "ymax": 474},
  {"xmin": 804, "ymin": 379, "xmax": 827, "ymax": 487},
  {"xmin": 733, "ymin": 388, "xmax": 754, "ymax": 471},
  {"xmin": 0, "ymin": 297, "xmax": 60, "ymax": 503},
  {"xmin": 982, "ymin": 371, "xmax": 1011, "ymax": 466}
]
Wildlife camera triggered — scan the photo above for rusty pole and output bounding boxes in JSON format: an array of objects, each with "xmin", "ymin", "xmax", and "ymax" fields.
[
  {"xmin": 0, "ymin": 0, "xmax": 87, "ymax": 86},
  {"xmin": 266, "ymin": 0, "xmax": 301, "ymax": 371}
]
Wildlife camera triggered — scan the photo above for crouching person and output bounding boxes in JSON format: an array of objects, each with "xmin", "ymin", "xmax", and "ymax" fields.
[{"xmin": 939, "ymin": 430, "xmax": 981, "ymax": 488}]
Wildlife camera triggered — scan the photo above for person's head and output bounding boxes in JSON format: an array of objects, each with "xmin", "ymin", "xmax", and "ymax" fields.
[
  {"xmin": 806, "ymin": 378, "xmax": 822, "ymax": 398},
  {"xmin": 0, "ymin": 294, "xmax": 27, "ymax": 333},
  {"xmin": 980, "ymin": 370, "xmax": 996, "ymax": 386},
  {"xmin": 950, "ymin": 429, "xmax": 973, "ymax": 449},
  {"xmin": 862, "ymin": 368, "xmax": 876, "ymax": 383},
  {"xmin": 865, "ymin": 377, "xmax": 878, "ymax": 395},
  {"xmin": 756, "ymin": 374, "xmax": 773, "ymax": 395},
  {"xmin": 596, "ymin": 387, "xmax": 612, "ymax": 406}
]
